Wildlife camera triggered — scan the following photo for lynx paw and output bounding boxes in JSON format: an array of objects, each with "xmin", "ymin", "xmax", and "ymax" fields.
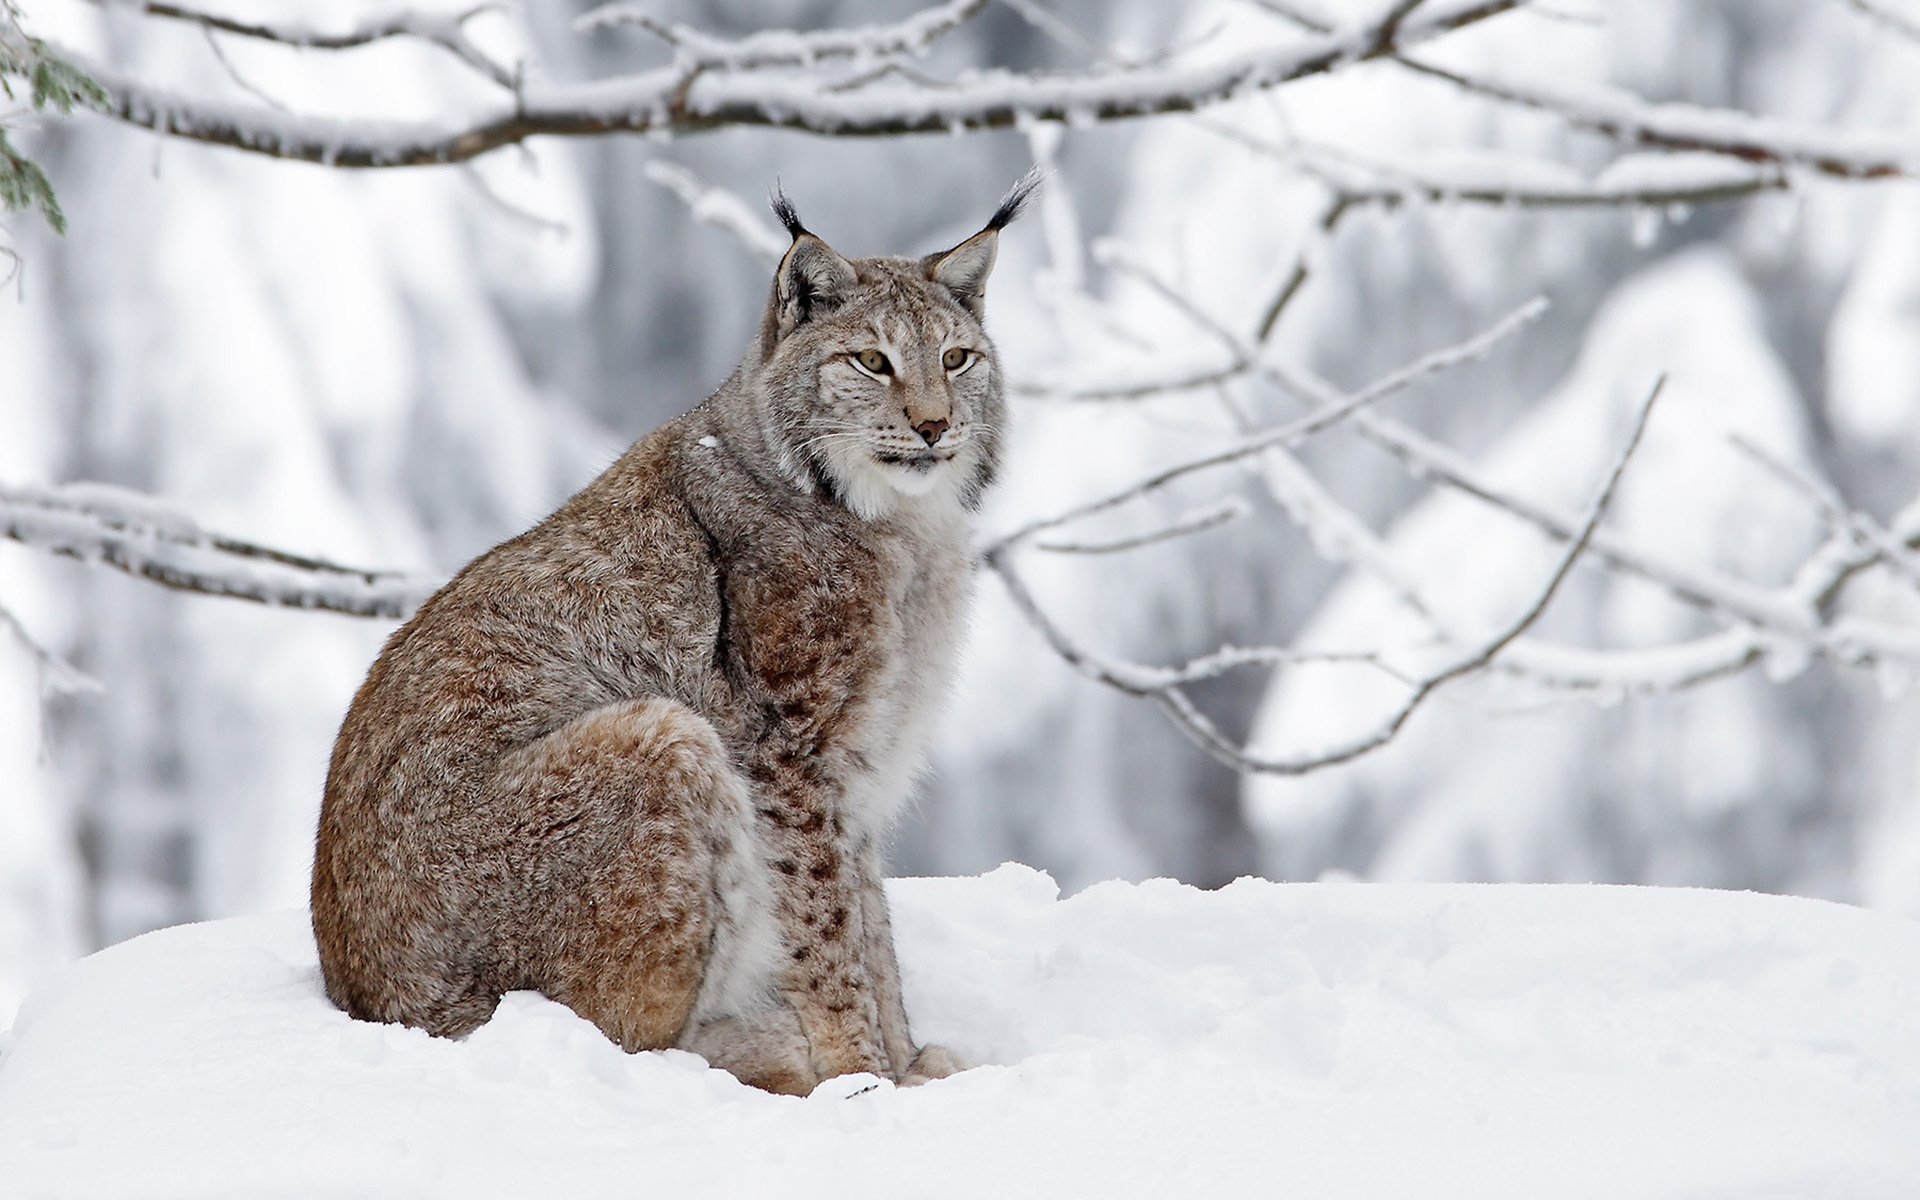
[{"xmin": 899, "ymin": 1043, "xmax": 968, "ymax": 1086}]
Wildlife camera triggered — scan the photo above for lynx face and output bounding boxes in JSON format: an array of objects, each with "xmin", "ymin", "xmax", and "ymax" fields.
[
  {"xmin": 756, "ymin": 206, "xmax": 1020, "ymax": 522},
  {"xmin": 803, "ymin": 265, "xmax": 1002, "ymax": 518}
]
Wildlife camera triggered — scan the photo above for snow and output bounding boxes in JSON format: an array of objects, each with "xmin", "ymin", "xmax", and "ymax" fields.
[{"xmin": 2, "ymin": 866, "xmax": 1917, "ymax": 1199}]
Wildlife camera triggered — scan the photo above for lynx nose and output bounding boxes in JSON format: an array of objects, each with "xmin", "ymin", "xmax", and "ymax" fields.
[{"xmin": 913, "ymin": 417, "xmax": 950, "ymax": 446}]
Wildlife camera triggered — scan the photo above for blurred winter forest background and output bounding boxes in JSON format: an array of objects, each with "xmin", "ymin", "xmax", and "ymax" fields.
[{"xmin": 4, "ymin": 0, "xmax": 1920, "ymax": 1023}]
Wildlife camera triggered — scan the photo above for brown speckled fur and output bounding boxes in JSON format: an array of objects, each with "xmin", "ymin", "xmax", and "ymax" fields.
[{"xmin": 312, "ymin": 186, "xmax": 1031, "ymax": 1093}]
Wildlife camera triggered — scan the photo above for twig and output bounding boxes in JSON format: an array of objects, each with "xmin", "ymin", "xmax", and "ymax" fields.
[
  {"xmin": 1254, "ymin": 194, "xmax": 1349, "ymax": 341},
  {"xmin": 0, "ymin": 599, "xmax": 100, "ymax": 698},
  {"xmin": 1034, "ymin": 497, "xmax": 1250, "ymax": 555},
  {"xmin": 640, "ymin": 161, "xmax": 786, "ymax": 261},
  {"xmin": 460, "ymin": 163, "xmax": 572, "ymax": 238},
  {"xmin": 984, "ymin": 376, "xmax": 1664, "ymax": 775},
  {"xmin": 1167, "ymin": 375, "xmax": 1664, "ymax": 774},
  {"xmin": 199, "ymin": 27, "xmax": 291, "ymax": 113},
  {"xmin": 988, "ymin": 354, "xmax": 1436, "ymax": 553},
  {"xmin": 1728, "ymin": 434, "xmax": 1920, "ymax": 594}
]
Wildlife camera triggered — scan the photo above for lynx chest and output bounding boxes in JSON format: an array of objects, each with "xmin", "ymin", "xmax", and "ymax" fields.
[{"xmin": 721, "ymin": 505, "xmax": 973, "ymax": 834}]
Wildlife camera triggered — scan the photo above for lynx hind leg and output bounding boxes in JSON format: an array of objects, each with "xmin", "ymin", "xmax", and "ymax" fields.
[
  {"xmin": 494, "ymin": 697, "xmax": 774, "ymax": 1055},
  {"xmin": 901, "ymin": 1044, "xmax": 968, "ymax": 1086},
  {"xmin": 682, "ymin": 1008, "xmax": 818, "ymax": 1096}
]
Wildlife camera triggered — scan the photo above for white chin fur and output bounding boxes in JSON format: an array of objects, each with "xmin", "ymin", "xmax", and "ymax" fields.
[
  {"xmin": 883, "ymin": 462, "xmax": 946, "ymax": 497},
  {"xmin": 827, "ymin": 449, "xmax": 961, "ymax": 521}
]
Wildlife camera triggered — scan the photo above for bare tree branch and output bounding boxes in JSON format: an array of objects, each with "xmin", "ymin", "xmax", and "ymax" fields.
[
  {"xmin": 983, "ymin": 302, "xmax": 1540, "ymax": 555},
  {"xmin": 1016, "ymin": 283, "xmax": 1545, "ymax": 407},
  {"xmin": 42, "ymin": 0, "xmax": 1527, "ymax": 167},
  {"xmin": 1033, "ymin": 497, "xmax": 1250, "ymax": 555},
  {"xmin": 984, "ymin": 377, "xmax": 1664, "ymax": 774}
]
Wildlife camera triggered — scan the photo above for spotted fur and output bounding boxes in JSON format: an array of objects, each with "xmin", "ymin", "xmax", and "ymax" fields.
[{"xmin": 311, "ymin": 186, "xmax": 1028, "ymax": 1093}]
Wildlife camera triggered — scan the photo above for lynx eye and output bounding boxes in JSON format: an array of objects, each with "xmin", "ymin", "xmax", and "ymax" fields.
[
  {"xmin": 855, "ymin": 349, "xmax": 893, "ymax": 375},
  {"xmin": 941, "ymin": 347, "xmax": 972, "ymax": 371}
]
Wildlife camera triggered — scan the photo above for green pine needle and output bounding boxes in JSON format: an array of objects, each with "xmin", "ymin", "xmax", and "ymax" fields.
[
  {"xmin": 1, "ymin": 131, "xmax": 67, "ymax": 234},
  {"xmin": 1, "ymin": 4, "xmax": 102, "ymax": 236}
]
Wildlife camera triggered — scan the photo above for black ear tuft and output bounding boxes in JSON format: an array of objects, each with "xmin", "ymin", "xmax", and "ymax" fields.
[
  {"xmin": 985, "ymin": 166, "xmax": 1046, "ymax": 233},
  {"xmin": 921, "ymin": 169, "xmax": 1044, "ymax": 317},
  {"xmin": 770, "ymin": 183, "xmax": 808, "ymax": 240}
]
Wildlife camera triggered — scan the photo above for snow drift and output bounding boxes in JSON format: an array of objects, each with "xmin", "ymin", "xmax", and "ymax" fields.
[{"xmin": 2, "ymin": 867, "xmax": 1916, "ymax": 1198}]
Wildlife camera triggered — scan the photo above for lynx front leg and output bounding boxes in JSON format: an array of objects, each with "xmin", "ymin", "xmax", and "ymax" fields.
[
  {"xmin": 856, "ymin": 845, "xmax": 915, "ymax": 1075},
  {"xmin": 856, "ymin": 845, "xmax": 968, "ymax": 1086},
  {"xmin": 755, "ymin": 808, "xmax": 893, "ymax": 1083}
]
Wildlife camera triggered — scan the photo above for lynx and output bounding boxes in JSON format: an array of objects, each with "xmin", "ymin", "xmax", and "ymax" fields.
[{"xmin": 311, "ymin": 177, "xmax": 1035, "ymax": 1094}]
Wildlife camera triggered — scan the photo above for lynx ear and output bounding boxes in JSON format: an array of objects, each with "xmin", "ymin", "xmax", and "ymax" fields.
[
  {"xmin": 927, "ymin": 230, "xmax": 999, "ymax": 318},
  {"xmin": 925, "ymin": 168, "xmax": 1043, "ymax": 318},
  {"xmin": 770, "ymin": 187, "xmax": 856, "ymax": 334}
]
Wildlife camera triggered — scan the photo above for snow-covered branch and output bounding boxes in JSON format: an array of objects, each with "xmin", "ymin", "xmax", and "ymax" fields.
[
  {"xmin": 0, "ymin": 482, "xmax": 433, "ymax": 619},
  {"xmin": 1259, "ymin": 0, "xmax": 1920, "ymax": 184},
  {"xmin": 1267, "ymin": 139, "xmax": 1790, "ymax": 211},
  {"xmin": 1403, "ymin": 58, "xmax": 1920, "ymax": 182},
  {"xmin": 86, "ymin": 0, "xmax": 517, "ymax": 89},
  {"xmin": 36, "ymin": 0, "xmax": 1526, "ymax": 166}
]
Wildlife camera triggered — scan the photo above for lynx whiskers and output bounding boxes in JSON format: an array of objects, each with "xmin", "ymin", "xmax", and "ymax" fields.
[{"xmin": 311, "ymin": 172, "xmax": 1039, "ymax": 1094}]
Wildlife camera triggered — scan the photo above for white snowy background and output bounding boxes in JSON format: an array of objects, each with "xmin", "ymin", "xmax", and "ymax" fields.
[{"xmin": 2, "ymin": 4, "xmax": 1919, "ymax": 1185}]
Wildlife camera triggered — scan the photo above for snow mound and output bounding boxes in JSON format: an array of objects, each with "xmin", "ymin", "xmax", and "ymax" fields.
[{"xmin": 2, "ymin": 867, "xmax": 1916, "ymax": 1198}]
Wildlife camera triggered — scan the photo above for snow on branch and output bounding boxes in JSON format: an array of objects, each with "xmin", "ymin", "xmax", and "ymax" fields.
[
  {"xmin": 38, "ymin": 0, "xmax": 1526, "ymax": 167},
  {"xmin": 577, "ymin": 0, "xmax": 989, "ymax": 70},
  {"xmin": 1402, "ymin": 57, "xmax": 1920, "ymax": 181},
  {"xmin": 0, "ymin": 482, "xmax": 433, "ymax": 619},
  {"xmin": 1254, "ymin": 0, "xmax": 1920, "ymax": 183},
  {"xmin": 86, "ymin": 0, "xmax": 517, "ymax": 89},
  {"xmin": 1265, "ymin": 139, "xmax": 1791, "ymax": 211}
]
